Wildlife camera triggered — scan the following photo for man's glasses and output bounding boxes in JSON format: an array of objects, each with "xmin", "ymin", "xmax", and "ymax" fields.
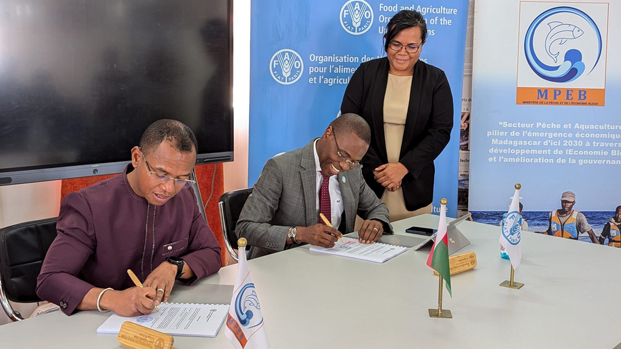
[
  {"xmin": 332, "ymin": 129, "xmax": 362, "ymax": 169},
  {"xmin": 388, "ymin": 41, "xmax": 422, "ymax": 54},
  {"xmin": 142, "ymin": 154, "xmax": 196, "ymax": 188}
]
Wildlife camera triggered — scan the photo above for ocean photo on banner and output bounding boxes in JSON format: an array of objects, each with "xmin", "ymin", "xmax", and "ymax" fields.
[{"xmin": 472, "ymin": 211, "xmax": 614, "ymax": 243}]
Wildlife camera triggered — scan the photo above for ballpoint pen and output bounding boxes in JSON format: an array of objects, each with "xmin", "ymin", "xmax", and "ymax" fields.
[
  {"xmin": 127, "ymin": 269, "xmax": 159, "ymax": 312},
  {"xmin": 319, "ymin": 212, "xmax": 343, "ymax": 242}
]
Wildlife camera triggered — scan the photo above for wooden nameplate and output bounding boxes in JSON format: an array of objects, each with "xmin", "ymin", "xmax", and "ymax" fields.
[
  {"xmin": 118, "ymin": 321, "xmax": 175, "ymax": 349},
  {"xmin": 433, "ymin": 251, "xmax": 477, "ymax": 276}
]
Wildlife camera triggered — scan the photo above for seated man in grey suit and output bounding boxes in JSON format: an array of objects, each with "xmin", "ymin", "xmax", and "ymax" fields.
[{"xmin": 237, "ymin": 113, "xmax": 392, "ymax": 259}]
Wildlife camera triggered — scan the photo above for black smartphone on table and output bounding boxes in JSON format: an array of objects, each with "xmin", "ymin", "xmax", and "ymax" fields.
[{"xmin": 405, "ymin": 227, "xmax": 435, "ymax": 236}]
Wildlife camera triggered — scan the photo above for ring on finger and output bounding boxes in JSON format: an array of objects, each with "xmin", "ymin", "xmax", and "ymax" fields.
[
  {"xmin": 372, "ymin": 227, "xmax": 379, "ymax": 232},
  {"xmin": 157, "ymin": 288, "xmax": 165, "ymax": 293}
]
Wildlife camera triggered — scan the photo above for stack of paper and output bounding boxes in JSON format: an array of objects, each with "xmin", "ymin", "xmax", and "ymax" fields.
[
  {"xmin": 97, "ymin": 303, "xmax": 229, "ymax": 337},
  {"xmin": 310, "ymin": 237, "xmax": 407, "ymax": 263}
]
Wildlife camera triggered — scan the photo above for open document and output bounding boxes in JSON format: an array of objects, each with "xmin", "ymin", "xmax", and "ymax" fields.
[
  {"xmin": 310, "ymin": 236, "xmax": 407, "ymax": 263},
  {"xmin": 97, "ymin": 303, "xmax": 229, "ymax": 337}
]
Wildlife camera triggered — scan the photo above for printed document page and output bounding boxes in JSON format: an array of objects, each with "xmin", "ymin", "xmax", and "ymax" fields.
[
  {"xmin": 310, "ymin": 236, "xmax": 407, "ymax": 263},
  {"xmin": 97, "ymin": 303, "xmax": 229, "ymax": 337}
]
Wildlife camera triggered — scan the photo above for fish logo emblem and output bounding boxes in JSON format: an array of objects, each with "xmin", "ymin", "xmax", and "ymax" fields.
[
  {"xmin": 235, "ymin": 283, "xmax": 264, "ymax": 329},
  {"xmin": 270, "ymin": 49, "xmax": 304, "ymax": 85},
  {"xmin": 340, "ymin": 0, "xmax": 373, "ymax": 35},
  {"xmin": 544, "ymin": 21, "xmax": 584, "ymax": 63},
  {"xmin": 524, "ymin": 7, "xmax": 602, "ymax": 83}
]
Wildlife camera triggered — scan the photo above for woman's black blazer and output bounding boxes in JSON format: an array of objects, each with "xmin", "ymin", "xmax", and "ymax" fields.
[{"xmin": 341, "ymin": 57, "xmax": 453, "ymax": 211}]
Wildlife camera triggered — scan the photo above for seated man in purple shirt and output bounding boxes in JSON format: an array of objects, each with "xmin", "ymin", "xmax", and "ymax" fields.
[{"xmin": 37, "ymin": 119, "xmax": 221, "ymax": 316}]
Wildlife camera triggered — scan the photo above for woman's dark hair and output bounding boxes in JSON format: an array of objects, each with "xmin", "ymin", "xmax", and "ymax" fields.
[{"xmin": 383, "ymin": 10, "xmax": 427, "ymax": 53}]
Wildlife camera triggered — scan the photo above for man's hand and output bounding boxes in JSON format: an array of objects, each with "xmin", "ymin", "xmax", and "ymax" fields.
[
  {"xmin": 143, "ymin": 261, "xmax": 177, "ymax": 303},
  {"xmin": 374, "ymin": 163, "xmax": 408, "ymax": 189},
  {"xmin": 358, "ymin": 220, "xmax": 383, "ymax": 244},
  {"xmin": 296, "ymin": 224, "xmax": 342, "ymax": 248},
  {"xmin": 100, "ymin": 287, "xmax": 157, "ymax": 317}
]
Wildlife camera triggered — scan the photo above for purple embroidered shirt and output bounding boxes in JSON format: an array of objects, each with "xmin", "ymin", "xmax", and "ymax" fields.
[{"xmin": 36, "ymin": 166, "xmax": 221, "ymax": 315}]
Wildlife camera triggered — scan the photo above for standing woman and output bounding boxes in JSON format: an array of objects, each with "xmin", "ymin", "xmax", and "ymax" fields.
[{"xmin": 340, "ymin": 10, "xmax": 453, "ymax": 221}]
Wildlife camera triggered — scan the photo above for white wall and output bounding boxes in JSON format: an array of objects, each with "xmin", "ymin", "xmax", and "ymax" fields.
[
  {"xmin": 0, "ymin": 181, "xmax": 61, "ymax": 228},
  {"xmin": 0, "ymin": 181, "xmax": 61, "ymax": 325},
  {"xmin": 224, "ymin": 0, "xmax": 251, "ymax": 192}
]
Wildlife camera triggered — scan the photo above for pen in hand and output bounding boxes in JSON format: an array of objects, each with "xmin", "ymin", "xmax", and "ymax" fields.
[
  {"xmin": 127, "ymin": 269, "xmax": 159, "ymax": 312},
  {"xmin": 319, "ymin": 213, "xmax": 343, "ymax": 242}
]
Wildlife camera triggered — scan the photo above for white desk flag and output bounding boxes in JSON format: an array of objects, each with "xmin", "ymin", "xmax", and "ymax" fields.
[
  {"xmin": 225, "ymin": 239, "xmax": 269, "ymax": 349},
  {"xmin": 500, "ymin": 186, "xmax": 522, "ymax": 269}
]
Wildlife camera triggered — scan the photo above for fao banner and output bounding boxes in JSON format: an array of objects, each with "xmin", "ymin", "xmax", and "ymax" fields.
[
  {"xmin": 470, "ymin": 1, "xmax": 620, "ymax": 241},
  {"xmin": 249, "ymin": 0, "xmax": 469, "ymax": 215}
]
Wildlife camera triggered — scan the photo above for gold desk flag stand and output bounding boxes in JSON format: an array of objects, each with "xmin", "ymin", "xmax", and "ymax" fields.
[
  {"xmin": 500, "ymin": 265, "xmax": 524, "ymax": 289},
  {"xmin": 500, "ymin": 183, "xmax": 525, "ymax": 290},
  {"xmin": 429, "ymin": 274, "xmax": 452, "ymax": 318}
]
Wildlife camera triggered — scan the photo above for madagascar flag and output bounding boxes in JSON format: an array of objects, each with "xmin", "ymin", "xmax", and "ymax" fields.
[{"xmin": 426, "ymin": 201, "xmax": 452, "ymax": 296}]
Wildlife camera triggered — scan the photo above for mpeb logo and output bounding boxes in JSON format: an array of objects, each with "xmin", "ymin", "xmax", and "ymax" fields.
[
  {"xmin": 517, "ymin": 3, "xmax": 608, "ymax": 106},
  {"xmin": 234, "ymin": 283, "xmax": 263, "ymax": 329},
  {"xmin": 340, "ymin": 0, "xmax": 374, "ymax": 35},
  {"xmin": 524, "ymin": 7, "xmax": 602, "ymax": 83},
  {"xmin": 270, "ymin": 49, "xmax": 303, "ymax": 85}
]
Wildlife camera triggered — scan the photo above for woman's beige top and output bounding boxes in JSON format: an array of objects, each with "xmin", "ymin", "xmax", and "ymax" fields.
[{"xmin": 381, "ymin": 74, "xmax": 431, "ymax": 221}]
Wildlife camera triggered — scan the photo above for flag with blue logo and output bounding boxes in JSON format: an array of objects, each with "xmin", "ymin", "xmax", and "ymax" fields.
[
  {"xmin": 225, "ymin": 242, "xmax": 269, "ymax": 349},
  {"xmin": 500, "ymin": 187, "xmax": 522, "ymax": 269}
]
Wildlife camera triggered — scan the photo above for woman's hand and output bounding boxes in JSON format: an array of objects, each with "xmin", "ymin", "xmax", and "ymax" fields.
[
  {"xmin": 373, "ymin": 163, "xmax": 408, "ymax": 189},
  {"xmin": 386, "ymin": 180, "xmax": 401, "ymax": 192}
]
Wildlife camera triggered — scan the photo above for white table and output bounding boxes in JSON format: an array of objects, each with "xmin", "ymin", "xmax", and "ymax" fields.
[{"xmin": 1, "ymin": 214, "xmax": 620, "ymax": 348}]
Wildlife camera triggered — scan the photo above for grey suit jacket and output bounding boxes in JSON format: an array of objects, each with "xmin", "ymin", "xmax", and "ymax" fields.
[{"xmin": 236, "ymin": 140, "xmax": 392, "ymax": 259}]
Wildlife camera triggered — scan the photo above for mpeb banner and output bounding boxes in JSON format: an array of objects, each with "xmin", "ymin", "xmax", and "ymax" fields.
[
  {"xmin": 470, "ymin": 1, "xmax": 620, "ymax": 244},
  {"xmin": 249, "ymin": 0, "xmax": 469, "ymax": 215}
]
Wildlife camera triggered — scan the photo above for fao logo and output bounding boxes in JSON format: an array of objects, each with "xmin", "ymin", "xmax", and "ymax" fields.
[
  {"xmin": 340, "ymin": 0, "xmax": 373, "ymax": 35},
  {"xmin": 524, "ymin": 7, "xmax": 602, "ymax": 83},
  {"xmin": 270, "ymin": 49, "xmax": 303, "ymax": 85},
  {"xmin": 502, "ymin": 211, "xmax": 522, "ymax": 245},
  {"xmin": 136, "ymin": 316, "xmax": 154, "ymax": 323}
]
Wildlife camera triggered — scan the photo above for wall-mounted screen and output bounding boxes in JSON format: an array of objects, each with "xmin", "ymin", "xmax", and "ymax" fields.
[{"xmin": 0, "ymin": 0, "xmax": 233, "ymax": 185}]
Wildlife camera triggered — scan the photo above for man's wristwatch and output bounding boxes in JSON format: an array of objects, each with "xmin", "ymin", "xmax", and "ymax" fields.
[
  {"xmin": 287, "ymin": 226, "xmax": 299, "ymax": 244},
  {"xmin": 166, "ymin": 256, "xmax": 185, "ymax": 278}
]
